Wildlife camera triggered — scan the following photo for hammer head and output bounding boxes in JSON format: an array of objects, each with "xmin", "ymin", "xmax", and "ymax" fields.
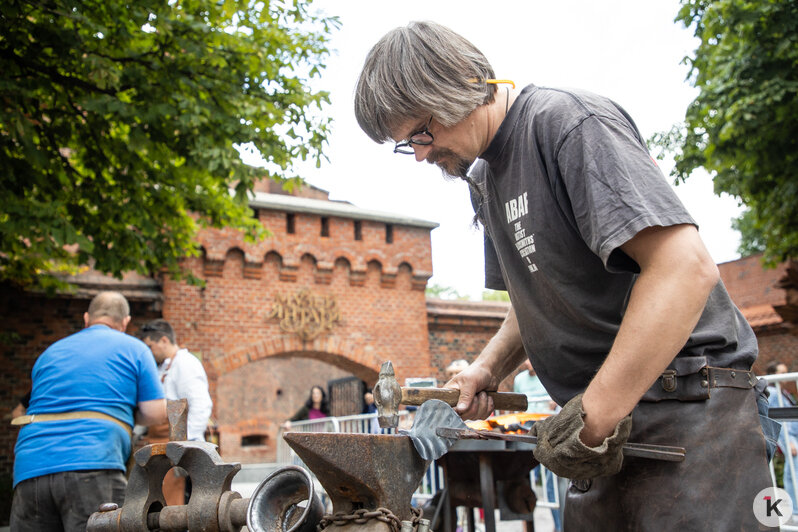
[{"xmin": 373, "ymin": 361, "xmax": 402, "ymax": 428}]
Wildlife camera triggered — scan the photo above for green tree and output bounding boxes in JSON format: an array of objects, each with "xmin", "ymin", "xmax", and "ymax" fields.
[
  {"xmin": 730, "ymin": 209, "xmax": 767, "ymax": 257},
  {"xmin": 425, "ymin": 283, "xmax": 470, "ymax": 300},
  {"xmin": 481, "ymin": 289, "xmax": 510, "ymax": 302},
  {"xmin": 653, "ymin": 0, "xmax": 798, "ymax": 265},
  {"xmin": 1, "ymin": 0, "xmax": 338, "ymax": 290}
]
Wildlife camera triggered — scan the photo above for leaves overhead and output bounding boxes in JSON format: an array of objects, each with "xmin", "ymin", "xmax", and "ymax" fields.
[
  {"xmin": 0, "ymin": 0, "xmax": 338, "ymax": 290},
  {"xmin": 651, "ymin": 0, "xmax": 798, "ymax": 265}
]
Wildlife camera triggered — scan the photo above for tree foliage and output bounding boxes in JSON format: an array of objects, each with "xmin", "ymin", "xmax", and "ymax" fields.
[
  {"xmin": 425, "ymin": 283, "xmax": 470, "ymax": 301},
  {"xmin": 656, "ymin": 0, "xmax": 798, "ymax": 265},
  {"xmin": 0, "ymin": 0, "xmax": 338, "ymax": 290},
  {"xmin": 481, "ymin": 289, "xmax": 510, "ymax": 302},
  {"xmin": 730, "ymin": 208, "xmax": 767, "ymax": 257}
]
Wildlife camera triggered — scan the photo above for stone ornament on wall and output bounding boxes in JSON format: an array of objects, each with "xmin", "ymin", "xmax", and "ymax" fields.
[{"xmin": 269, "ymin": 288, "xmax": 341, "ymax": 341}]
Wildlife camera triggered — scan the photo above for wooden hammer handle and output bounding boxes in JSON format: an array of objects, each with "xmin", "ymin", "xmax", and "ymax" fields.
[{"xmin": 401, "ymin": 387, "xmax": 528, "ymax": 411}]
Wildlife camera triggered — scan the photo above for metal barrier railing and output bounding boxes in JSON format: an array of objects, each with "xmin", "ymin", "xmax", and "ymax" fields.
[
  {"xmin": 275, "ymin": 417, "xmax": 341, "ymax": 465},
  {"xmin": 765, "ymin": 372, "xmax": 798, "ymax": 530}
]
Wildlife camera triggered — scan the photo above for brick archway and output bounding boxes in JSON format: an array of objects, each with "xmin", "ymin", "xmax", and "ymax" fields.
[
  {"xmin": 213, "ymin": 335, "xmax": 385, "ymax": 463},
  {"xmin": 211, "ymin": 333, "xmax": 384, "ymax": 383}
]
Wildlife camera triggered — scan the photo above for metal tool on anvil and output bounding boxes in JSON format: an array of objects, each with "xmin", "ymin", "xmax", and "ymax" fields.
[
  {"xmin": 373, "ymin": 360, "xmax": 528, "ymax": 428},
  {"xmin": 436, "ymin": 428, "xmax": 687, "ymax": 462},
  {"xmin": 403, "ymin": 399, "xmax": 686, "ymax": 463}
]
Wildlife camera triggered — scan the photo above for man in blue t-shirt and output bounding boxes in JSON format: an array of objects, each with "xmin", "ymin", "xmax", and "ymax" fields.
[{"xmin": 11, "ymin": 291, "xmax": 166, "ymax": 532}]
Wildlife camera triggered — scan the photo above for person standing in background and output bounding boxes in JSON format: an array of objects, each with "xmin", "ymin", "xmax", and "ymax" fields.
[
  {"xmin": 445, "ymin": 359, "xmax": 470, "ymax": 382},
  {"xmin": 282, "ymin": 385, "xmax": 331, "ymax": 430},
  {"xmin": 513, "ymin": 359, "xmax": 556, "ymax": 415},
  {"xmin": 362, "ymin": 387, "xmax": 381, "ymax": 434},
  {"xmin": 138, "ymin": 318, "xmax": 213, "ymax": 505},
  {"xmin": 11, "ymin": 291, "xmax": 166, "ymax": 532},
  {"xmin": 767, "ymin": 361, "xmax": 798, "ymax": 524}
]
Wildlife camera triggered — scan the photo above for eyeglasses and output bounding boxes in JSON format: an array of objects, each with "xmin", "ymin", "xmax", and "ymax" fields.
[{"xmin": 393, "ymin": 117, "xmax": 434, "ymax": 154}]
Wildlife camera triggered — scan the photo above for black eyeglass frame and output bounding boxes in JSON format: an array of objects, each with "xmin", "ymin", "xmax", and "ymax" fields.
[{"xmin": 393, "ymin": 117, "xmax": 434, "ymax": 154}]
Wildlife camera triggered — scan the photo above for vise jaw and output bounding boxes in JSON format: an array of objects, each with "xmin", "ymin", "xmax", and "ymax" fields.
[{"xmin": 88, "ymin": 441, "xmax": 242, "ymax": 532}]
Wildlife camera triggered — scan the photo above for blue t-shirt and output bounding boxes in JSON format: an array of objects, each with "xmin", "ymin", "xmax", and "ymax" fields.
[{"xmin": 14, "ymin": 325, "xmax": 163, "ymax": 486}]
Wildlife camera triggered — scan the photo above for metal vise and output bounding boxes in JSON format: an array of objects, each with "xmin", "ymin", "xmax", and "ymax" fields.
[{"xmin": 88, "ymin": 441, "xmax": 322, "ymax": 532}]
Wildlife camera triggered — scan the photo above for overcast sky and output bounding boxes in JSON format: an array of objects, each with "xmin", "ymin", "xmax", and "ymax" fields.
[{"xmin": 246, "ymin": 0, "xmax": 744, "ymax": 299}]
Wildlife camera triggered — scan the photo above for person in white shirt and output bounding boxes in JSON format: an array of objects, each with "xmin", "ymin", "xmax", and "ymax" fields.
[
  {"xmin": 138, "ymin": 319, "xmax": 213, "ymax": 504},
  {"xmin": 139, "ymin": 319, "xmax": 212, "ymax": 441}
]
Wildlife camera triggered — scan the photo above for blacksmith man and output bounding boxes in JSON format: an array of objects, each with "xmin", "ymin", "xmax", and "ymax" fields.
[{"xmin": 354, "ymin": 21, "xmax": 776, "ymax": 530}]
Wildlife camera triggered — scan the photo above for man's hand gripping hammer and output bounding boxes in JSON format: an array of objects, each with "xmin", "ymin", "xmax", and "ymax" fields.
[{"xmin": 373, "ymin": 360, "xmax": 529, "ymax": 428}]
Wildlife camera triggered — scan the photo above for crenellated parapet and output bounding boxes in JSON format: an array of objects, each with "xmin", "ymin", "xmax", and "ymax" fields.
[
  {"xmin": 195, "ymin": 245, "xmax": 432, "ymax": 290},
  {"xmin": 193, "ymin": 191, "xmax": 437, "ymax": 291}
]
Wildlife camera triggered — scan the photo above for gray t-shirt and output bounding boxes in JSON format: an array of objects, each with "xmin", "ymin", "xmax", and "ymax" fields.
[{"xmin": 471, "ymin": 84, "xmax": 758, "ymax": 405}]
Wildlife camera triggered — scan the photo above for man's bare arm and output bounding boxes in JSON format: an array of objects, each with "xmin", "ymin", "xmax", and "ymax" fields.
[
  {"xmin": 136, "ymin": 398, "xmax": 167, "ymax": 426},
  {"xmin": 446, "ymin": 305, "xmax": 528, "ymax": 419},
  {"xmin": 580, "ymin": 224, "xmax": 719, "ymax": 446},
  {"xmin": 11, "ymin": 402, "xmax": 26, "ymax": 419}
]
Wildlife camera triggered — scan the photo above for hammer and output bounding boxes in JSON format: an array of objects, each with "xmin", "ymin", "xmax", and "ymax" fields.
[{"xmin": 373, "ymin": 360, "xmax": 528, "ymax": 428}]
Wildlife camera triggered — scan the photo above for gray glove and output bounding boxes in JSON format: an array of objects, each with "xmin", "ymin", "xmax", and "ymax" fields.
[{"xmin": 530, "ymin": 393, "xmax": 632, "ymax": 479}]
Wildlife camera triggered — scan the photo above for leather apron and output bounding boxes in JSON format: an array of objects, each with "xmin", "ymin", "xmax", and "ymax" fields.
[{"xmin": 563, "ymin": 358, "xmax": 774, "ymax": 531}]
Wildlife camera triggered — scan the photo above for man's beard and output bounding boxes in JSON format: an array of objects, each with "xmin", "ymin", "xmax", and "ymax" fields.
[
  {"xmin": 427, "ymin": 147, "xmax": 474, "ymax": 180},
  {"xmin": 427, "ymin": 147, "xmax": 485, "ymax": 228}
]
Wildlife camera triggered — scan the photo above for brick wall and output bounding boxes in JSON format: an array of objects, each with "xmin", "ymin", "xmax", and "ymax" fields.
[
  {"xmin": 160, "ymin": 201, "xmax": 436, "ymax": 463},
  {"xmin": 718, "ymin": 254, "xmax": 798, "ymax": 372},
  {"xmin": 0, "ymin": 184, "xmax": 440, "ymax": 520},
  {"xmin": 426, "ymin": 299, "xmax": 518, "ymax": 391},
  {"xmin": 1, "ymin": 288, "xmax": 85, "ymax": 486},
  {"xmin": 751, "ymin": 327, "xmax": 798, "ymax": 375},
  {"xmin": 719, "ymin": 254, "xmax": 788, "ymax": 308}
]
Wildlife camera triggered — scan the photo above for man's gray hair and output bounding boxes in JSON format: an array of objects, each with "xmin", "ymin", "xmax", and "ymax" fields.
[
  {"xmin": 355, "ymin": 21, "xmax": 496, "ymax": 143},
  {"xmin": 87, "ymin": 291, "xmax": 130, "ymax": 324}
]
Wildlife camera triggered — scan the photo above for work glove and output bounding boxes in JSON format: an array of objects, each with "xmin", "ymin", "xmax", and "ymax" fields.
[{"xmin": 530, "ymin": 393, "xmax": 632, "ymax": 479}]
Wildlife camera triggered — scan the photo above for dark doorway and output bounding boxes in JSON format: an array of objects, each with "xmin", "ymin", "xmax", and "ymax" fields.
[{"xmin": 327, "ymin": 376, "xmax": 365, "ymax": 417}]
